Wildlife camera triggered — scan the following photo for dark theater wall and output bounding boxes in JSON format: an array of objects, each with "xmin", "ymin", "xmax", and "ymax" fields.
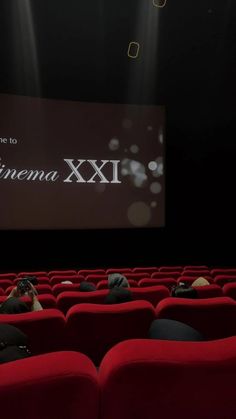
[{"xmin": 0, "ymin": 0, "xmax": 236, "ymax": 271}]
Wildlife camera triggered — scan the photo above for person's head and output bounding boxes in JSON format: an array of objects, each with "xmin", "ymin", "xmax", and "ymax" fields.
[
  {"xmin": 104, "ymin": 287, "xmax": 132, "ymax": 304},
  {"xmin": 148, "ymin": 319, "xmax": 204, "ymax": 341},
  {"xmin": 79, "ymin": 281, "xmax": 96, "ymax": 292},
  {"xmin": 191, "ymin": 277, "xmax": 210, "ymax": 287},
  {"xmin": 108, "ymin": 273, "xmax": 129, "ymax": 289},
  {"xmin": 0, "ymin": 323, "xmax": 31, "ymax": 364},
  {"xmin": 0, "ymin": 297, "xmax": 30, "ymax": 314},
  {"xmin": 171, "ymin": 284, "xmax": 198, "ymax": 299}
]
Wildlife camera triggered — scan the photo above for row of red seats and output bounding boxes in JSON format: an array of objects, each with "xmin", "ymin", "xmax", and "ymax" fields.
[
  {"xmin": 1, "ymin": 297, "xmax": 236, "ymax": 364},
  {"xmin": 2, "ymin": 282, "xmax": 235, "ymax": 312},
  {"xmin": 1, "ymin": 274, "xmax": 236, "ymax": 291},
  {"xmin": 1, "ymin": 336, "xmax": 236, "ymax": 419},
  {"xmin": 1, "ymin": 266, "xmax": 236, "ymax": 279}
]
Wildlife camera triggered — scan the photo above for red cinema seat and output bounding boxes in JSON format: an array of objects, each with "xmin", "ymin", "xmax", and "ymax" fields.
[
  {"xmin": 178, "ymin": 270, "xmax": 210, "ymax": 277},
  {"xmin": 211, "ymin": 268, "xmax": 236, "ymax": 277},
  {"xmin": 106, "ymin": 268, "xmax": 132, "ymax": 274},
  {"xmin": 48, "ymin": 270, "xmax": 77, "ymax": 278},
  {"xmin": 99, "ymin": 337, "xmax": 236, "ymax": 419},
  {"xmin": 0, "ymin": 351, "xmax": 99, "ymax": 419},
  {"xmin": 13, "ymin": 277, "xmax": 50, "ymax": 285},
  {"xmin": 96, "ymin": 279, "xmax": 137, "ymax": 290},
  {"xmin": 57, "ymin": 290, "xmax": 109, "ymax": 314},
  {"xmin": 6, "ymin": 285, "xmax": 53, "ymax": 296},
  {"xmin": 156, "ymin": 296, "xmax": 236, "ymax": 340},
  {"xmin": 139, "ymin": 278, "xmax": 177, "ymax": 289},
  {"xmin": 184, "ymin": 265, "xmax": 208, "ymax": 270},
  {"xmin": 0, "ymin": 273, "xmax": 16, "ymax": 280},
  {"xmin": 0, "ymin": 287, "xmax": 5, "ymax": 296},
  {"xmin": 50, "ymin": 275, "xmax": 83, "ymax": 286},
  {"xmin": 125, "ymin": 273, "xmax": 150, "ymax": 281},
  {"xmin": 78, "ymin": 269, "xmax": 105, "ymax": 276},
  {"xmin": 223, "ymin": 282, "xmax": 236, "ymax": 300},
  {"xmin": 132, "ymin": 267, "xmax": 158, "ymax": 274},
  {"xmin": 0, "ymin": 309, "xmax": 66, "ymax": 355},
  {"xmin": 159, "ymin": 266, "xmax": 183, "ymax": 272},
  {"xmin": 0, "ymin": 280, "xmax": 13, "ymax": 290},
  {"xmin": 17, "ymin": 271, "xmax": 48, "ymax": 278},
  {"xmin": 52, "ymin": 283, "xmax": 82, "ymax": 297},
  {"xmin": 214, "ymin": 275, "xmax": 236, "ymax": 286},
  {"xmin": 193, "ymin": 284, "xmax": 223, "ymax": 298},
  {"xmin": 86, "ymin": 275, "xmax": 108, "ymax": 285},
  {"xmin": 151, "ymin": 272, "xmax": 180, "ymax": 279},
  {"xmin": 66, "ymin": 301, "xmax": 155, "ymax": 365},
  {"xmin": 37, "ymin": 294, "xmax": 57, "ymax": 309},
  {"xmin": 131, "ymin": 286, "xmax": 170, "ymax": 306}
]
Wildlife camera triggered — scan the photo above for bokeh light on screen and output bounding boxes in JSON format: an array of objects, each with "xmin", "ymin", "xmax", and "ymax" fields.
[
  {"xmin": 150, "ymin": 182, "xmax": 162, "ymax": 194},
  {"xmin": 109, "ymin": 138, "xmax": 120, "ymax": 151},
  {"xmin": 151, "ymin": 201, "xmax": 157, "ymax": 208},
  {"xmin": 122, "ymin": 159, "xmax": 148, "ymax": 188},
  {"xmin": 130, "ymin": 144, "xmax": 139, "ymax": 154},
  {"xmin": 127, "ymin": 202, "xmax": 151, "ymax": 226},
  {"xmin": 148, "ymin": 161, "xmax": 158, "ymax": 171}
]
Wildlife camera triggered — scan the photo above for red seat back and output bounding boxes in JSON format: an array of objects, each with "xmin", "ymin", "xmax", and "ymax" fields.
[{"xmin": 66, "ymin": 301, "xmax": 155, "ymax": 365}]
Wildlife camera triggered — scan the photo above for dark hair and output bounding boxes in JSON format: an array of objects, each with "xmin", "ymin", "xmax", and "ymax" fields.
[
  {"xmin": 0, "ymin": 298, "xmax": 30, "ymax": 314},
  {"xmin": 0, "ymin": 323, "xmax": 31, "ymax": 364},
  {"xmin": 79, "ymin": 281, "xmax": 96, "ymax": 292},
  {"xmin": 171, "ymin": 285, "xmax": 198, "ymax": 299},
  {"xmin": 148, "ymin": 319, "xmax": 204, "ymax": 341},
  {"xmin": 104, "ymin": 287, "xmax": 132, "ymax": 304}
]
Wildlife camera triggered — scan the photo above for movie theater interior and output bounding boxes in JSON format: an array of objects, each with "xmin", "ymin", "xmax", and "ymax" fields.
[{"xmin": 0, "ymin": 1, "xmax": 236, "ymax": 418}]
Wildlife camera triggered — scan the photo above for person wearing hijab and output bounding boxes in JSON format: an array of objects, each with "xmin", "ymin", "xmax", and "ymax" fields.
[{"xmin": 108, "ymin": 273, "xmax": 130, "ymax": 289}]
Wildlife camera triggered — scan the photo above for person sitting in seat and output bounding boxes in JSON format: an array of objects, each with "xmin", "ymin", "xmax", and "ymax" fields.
[
  {"xmin": 0, "ymin": 279, "xmax": 43, "ymax": 314},
  {"xmin": 104, "ymin": 287, "xmax": 132, "ymax": 304},
  {"xmin": 148, "ymin": 319, "xmax": 204, "ymax": 341},
  {"xmin": 191, "ymin": 277, "xmax": 210, "ymax": 287},
  {"xmin": 0, "ymin": 323, "xmax": 31, "ymax": 364},
  {"xmin": 171, "ymin": 283, "xmax": 198, "ymax": 299},
  {"xmin": 79, "ymin": 281, "xmax": 96, "ymax": 292},
  {"xmin": 108, "ymin": 273, "xmax": 130, "ymax": 289}
]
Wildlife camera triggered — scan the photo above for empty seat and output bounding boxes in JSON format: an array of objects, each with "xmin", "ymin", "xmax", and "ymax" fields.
[
  {"xmin": 99, "ymin": 337, "xmax": 236, "ymax": 419},
  {"xmin": 66, "ymin": 301, "xmax": 155, "ymax": 365},
  {"xmin": 156, "ymin": 296, "xmax": 236, "ymax": 340},
  {"xmin": 223, "ymin": 282, "xmax": 236, "ymax": 300},
  {"xmin": 125, "ymin": 273, "xmax": 150, "ymax": 281},
  {"xmin": 17, "ymin": 271, "xmax": 48, "ymax": 278},
  {"xmin": 132, "ymin": 267, "xmax": 158, "ymax": 274},
  {"xmin": 37, "ymin": 294, "xmax": 57, "ymax": 309},
  {"xmin": 131, "ymin": 286, "xmax": 170, "ymax": 306},
  {"xmin": 214, "ymin": 275, "xmax": 236, "ymax": 286},
  {"xmin": 0, "ymin": 273, "xmax": 16, "ymax": 280},
  {"xmin": 78, "ymin": 269, "xmax": 105, "ymax": 276},
  {"xmin": 0, "ymin": 309, "xmax": 66, "ymax": 355},
  {"xmin": 183, "ymin": 265, "xmax": 208, "ymax": 270},
  {"xmin": 48, "ymin": 270, "xmax": 77, "ymax": 278},
  {"xmin": 211, "ymin": 268, "xmax": 236, "ymax": 277},
  {"xmin": 0, "ymin": 351, "xmax": 99, "ymax": 419},
  {"xmin": 139, "ymin": 278, "xmax": 177, "ymax": 289},
  {"xmin": 106, "ymin": 268, "xmax": 132, "ymax": 274},
  {"xmin": 159, "ymin": 266, "xmax": 183, "ymax": 272},
  {"xmin": 193, "ymin": 284, "xmax": 223, "ymax": 299},
  {"xmin": 179, "ymin": 270, "xmax": 210, "ymax": 277},
  {"xmin": 151, "ymin": 272, "xmax": 180, "ymax": 279},
  {"xmin": 57, "ymin": 290, "xmax": 109, "ymax": 314},
  {"xmin": 0, "ymin": 280, "xmax": 13, "ymax": 290}
]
